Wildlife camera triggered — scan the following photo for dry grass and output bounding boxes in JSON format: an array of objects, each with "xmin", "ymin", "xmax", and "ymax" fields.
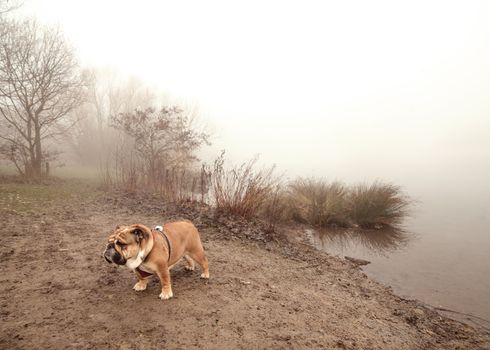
[
  {"xmin": 287, "ymin": 179, "xmax": 411, "ymax": 229},
  {"xmin": 98, "ymin": 146, "xmax": 210, "ymax": 203},
  {"xmin": 211, "ymin": 152, "xmax": 278, "ymax": 218},
  {"xmin": 155, "ymin": 166, "xmax": 210, "ymax": 203},
  {"xmin": 289, "ymin": 178, "xmax": 349, "ymax": 228},
  {"xmin": 347, "ymin": 181, "xmax": 411, "ymax": 229},
  {"xmin": 260, "ymin": 185, "xmax": 291, "ymax": 232},
  {"xmin": 97, "ymin": 144, "xmax": 411, "ymax": 230}
]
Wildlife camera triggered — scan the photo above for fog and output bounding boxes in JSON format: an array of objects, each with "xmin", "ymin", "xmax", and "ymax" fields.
[{"xmin": 17, "ymin": 0, "xmax": 489, "ymax": 194}]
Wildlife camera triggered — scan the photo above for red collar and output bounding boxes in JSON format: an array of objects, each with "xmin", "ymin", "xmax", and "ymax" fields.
[{"xmin": 135, "ymin": 266, "xmax": 153, "ymax": 277}]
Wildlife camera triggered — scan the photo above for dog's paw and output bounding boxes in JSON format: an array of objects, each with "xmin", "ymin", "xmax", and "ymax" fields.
[
  {"xmin": 185, "ymin": 265, "xmax": 195, "ymax": 271},
  {"xmin": 200, "ymin": 272, "xmax": 210, "ymax": 279},
  {"xmin": 133, "ymin": 281, "xmax": 147, "ymax": 291},
  {"xmin": 159, "ymin": 290, "xmax": 173, "ymax": 300}
]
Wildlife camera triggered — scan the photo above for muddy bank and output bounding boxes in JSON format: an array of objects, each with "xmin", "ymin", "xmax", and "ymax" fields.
[{"xmin": 0, "ymin": 181, "xmax": 489, "ymax": 349}]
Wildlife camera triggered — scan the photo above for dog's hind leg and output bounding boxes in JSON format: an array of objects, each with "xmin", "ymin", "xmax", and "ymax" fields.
[
  {"xmin": 184, "ymin": 254, "xmax": 195, "ymax": 271},
  {"xmin": 188, "ymin": 250, "xmax": 209, "ymax": 279}
]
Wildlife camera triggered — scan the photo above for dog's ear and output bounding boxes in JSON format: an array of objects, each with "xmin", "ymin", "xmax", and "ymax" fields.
[{"xmin": 132, "ymin": 228, "xmax": 148, "ymax": 243}]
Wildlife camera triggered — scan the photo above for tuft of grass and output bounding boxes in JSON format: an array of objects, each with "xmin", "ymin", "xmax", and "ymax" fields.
[
  {"xmin": 289, "ymin": 178, "xmax": 349, "ymax": 228},
  {"xmin": 347, "ymin": 181, "xmax": 410, "ymax": 229}
]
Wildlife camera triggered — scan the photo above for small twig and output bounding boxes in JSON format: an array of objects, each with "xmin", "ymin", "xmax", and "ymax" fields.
[
  {"xmin": 434, "ymin": 306, "xmax": 490, "ymax": 327},
  {"xmin": 345, "ymin": 256, "xmax": 371, "ymax": 266},
  {"xmin": 303, "ymin": 263, "xmax": 323, "ymax": 269}
]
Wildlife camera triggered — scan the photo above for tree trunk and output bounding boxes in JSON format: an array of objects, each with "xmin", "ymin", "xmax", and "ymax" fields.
[
  {"xmin": 25, "ymin": 116, "xmax": 36, "ymax": 178},
  {"xmin": 32, "ymin": 122, "xmax": 43, "ymax": 178}
]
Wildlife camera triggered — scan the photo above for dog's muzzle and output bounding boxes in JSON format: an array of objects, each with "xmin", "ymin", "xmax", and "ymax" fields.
[{"xmin": 103, "ymin": 244, "xmax": 126, "ymax": 265}]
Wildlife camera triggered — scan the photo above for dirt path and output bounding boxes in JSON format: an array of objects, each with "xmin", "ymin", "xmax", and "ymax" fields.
[{"xmin": 1, "ymin": 180, "xmax": 489, "ymax": 349}]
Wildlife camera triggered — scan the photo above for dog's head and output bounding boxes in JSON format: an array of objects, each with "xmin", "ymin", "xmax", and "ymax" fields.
[{"xmin": 103, "ymin": 224, "xmax": 151, "ymax": 266}]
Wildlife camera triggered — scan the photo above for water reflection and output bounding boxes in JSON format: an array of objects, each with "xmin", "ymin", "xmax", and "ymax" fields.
[{"xmin": 308, "ymin": 227, "xmax": 414, "ymax": 256}]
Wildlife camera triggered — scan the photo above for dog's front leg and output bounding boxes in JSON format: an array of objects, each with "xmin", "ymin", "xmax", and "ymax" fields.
[
  {"xmin": 156, "ymin": 265, "xmax": 173, "ymax": 300},
  {"xmin": 133, "ymin": 270, "xmax": 150, "ymax": 291}
]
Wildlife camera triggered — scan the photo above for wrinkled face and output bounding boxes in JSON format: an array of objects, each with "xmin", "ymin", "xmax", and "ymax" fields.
[{"xmin": 103, "ymin": 225, "xmax": 148, "ymax": 266}]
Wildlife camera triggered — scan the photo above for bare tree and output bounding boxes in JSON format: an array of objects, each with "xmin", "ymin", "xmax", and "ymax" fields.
[
  {"xmin": 0, "ymin": 19, "xmax": 87, "ymax": 177},
  {"xmin": 67, "ymin": 68, "xmax": 157, "ymax": 166},
  {"xmin": 111, "ymin": 106, "xmax": 210, "ymax": 187}
]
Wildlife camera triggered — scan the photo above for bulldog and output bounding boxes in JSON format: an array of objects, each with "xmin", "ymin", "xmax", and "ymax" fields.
[{"xmin": 103, "ymin": 220, "xmax": 209, "ymax": 300}]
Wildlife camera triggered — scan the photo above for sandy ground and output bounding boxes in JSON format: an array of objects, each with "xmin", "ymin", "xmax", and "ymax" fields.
[{"xmin": 1, "ymin": 179, "xmax": 489, "ymax": 349}]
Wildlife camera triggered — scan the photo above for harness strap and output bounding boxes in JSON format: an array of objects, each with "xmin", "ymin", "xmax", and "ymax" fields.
[
  {"xmin": 156, "ymin": 228, "xmax": 172, "ymax": 263},
  {"xmin": 135, "ymin": 226, "xmax": 172, "ymax": 278}
]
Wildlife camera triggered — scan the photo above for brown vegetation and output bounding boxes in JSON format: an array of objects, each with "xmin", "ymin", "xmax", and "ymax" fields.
[
  {"xmin": 97, "ymin": 105, "xmax": 210, "ymax": 203},
  {"xmin": 289, "ymin": 178, "xmax": 350, "ymax": 227},
  {"xmin": 347, "ymin": 181, "xmax": 411, "ymax": 229},
  {"xmin": 110, "ymin": 106, "xmax": 209, "ymax": 188},
  {"xmin": 270, "ymin": 178, "xmax": 412, "ymax": 230},
  {"xmin": 211, "ymin": 152, "xmax": 278, "ymax": 219},
  {"xmin": 98, "ymin": 151, "xmax": 411, "ymax": 230}
]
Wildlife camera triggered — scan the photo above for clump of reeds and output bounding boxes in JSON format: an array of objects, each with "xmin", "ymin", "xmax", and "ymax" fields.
[
  {"xmin": 289, "ymin": 178, "xmax": 350, "ymax": 227},
  {"xmin": 211, "ymin": 152, "xmax": 278, "ymax": 218},
  {"xmin": 346, "ymin": 181, "xmax": 411, "ymax": 229},
  {"xmin": 285, "ymin": 178, "xmax": 411, "ymax": 230}
]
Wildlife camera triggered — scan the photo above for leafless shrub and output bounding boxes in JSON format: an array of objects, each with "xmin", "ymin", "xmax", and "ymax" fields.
[
  {"xmin": 260, "ymin": 184, "xmax": 291, "ymax": 232},
  {"xmin": 347, "ymin": 181, "xmax": 411, "ymax": 229},
  {"xmin": 211, "ymin": 151, "xmax": 278, "ymax": 218},
  {"xmin": 156, "ymin": 166, "xmax": 203, "ymax": 203},
  {"xmin": 95, "ymin": 104, "xmax": 210, "ymax": 203},
  {"xmin": 110, "ymin": 106, "xmax": 209, "ymax": 189},
  {"xmin": 99, "ymin": 145, "xmax": 210, "ymax": 203}
]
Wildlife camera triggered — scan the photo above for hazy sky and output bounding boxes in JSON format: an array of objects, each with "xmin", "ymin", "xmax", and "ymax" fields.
[{"xmin": 18, "ymin": 0, "xmax": 490, "ymax": 190}]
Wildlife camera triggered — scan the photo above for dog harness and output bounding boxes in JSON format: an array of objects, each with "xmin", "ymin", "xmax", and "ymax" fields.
[{"xmin": 135, "ymin": 226, "xmax": 172, "ymax": 278}]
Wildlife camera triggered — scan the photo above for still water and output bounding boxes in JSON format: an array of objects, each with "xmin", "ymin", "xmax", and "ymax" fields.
[{"xmin": 308, "ymin": 190, "xmax": 490, "ymax": 326}]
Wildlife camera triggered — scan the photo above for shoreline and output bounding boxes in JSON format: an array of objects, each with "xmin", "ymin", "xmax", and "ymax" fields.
[{"xmin": 306, "ymin": 225, "xmax": 490, "ymax": 329}]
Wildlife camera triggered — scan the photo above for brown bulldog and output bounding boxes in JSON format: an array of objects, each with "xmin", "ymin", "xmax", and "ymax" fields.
[{"xmin": 103, "ymin": 220, "xmax": 209, "ymax": 300}]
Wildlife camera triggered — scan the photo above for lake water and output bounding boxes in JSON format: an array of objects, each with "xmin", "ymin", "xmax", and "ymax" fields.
[{"xmin": 308, "ymin": 189, "xmax": 490, "ymax": 327}]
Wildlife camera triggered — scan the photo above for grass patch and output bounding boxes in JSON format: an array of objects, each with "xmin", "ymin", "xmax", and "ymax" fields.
[
  {"xmin": 285, "ymin": 178, "xmax": 411, "ymax": 229},
  {"xmin": 50, "ymin": 165, "xmax": 99, "ymax": 180},
  {"xmin": 0, "ymin": 177, "xmax": 100, "ymax": 212},
  {"xmin": 347, "ymin": 181, "xmax": 411, "ymax": 229},
  {"xmin": 289, "ymin": 178, "xmax": 349, "ymax": 227}
]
